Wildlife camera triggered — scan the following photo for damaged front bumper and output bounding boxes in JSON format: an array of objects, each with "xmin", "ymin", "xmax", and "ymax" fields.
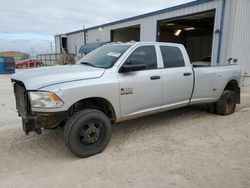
[
  {"xmin": 22, "ymin": 116, "xmax": 40, "ymax": 135},
  {"xmin": 12, "ymin": 80, "xmax": 67, "ymax": 135},
  {"xmin": 21, "ymin": 112, "xmax": 67, "ymax": 135}
]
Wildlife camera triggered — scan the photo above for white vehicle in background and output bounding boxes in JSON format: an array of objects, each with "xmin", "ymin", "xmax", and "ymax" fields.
[{"xmin": 11, "ymin": 42, "xmax": 241, "ymax": 158}]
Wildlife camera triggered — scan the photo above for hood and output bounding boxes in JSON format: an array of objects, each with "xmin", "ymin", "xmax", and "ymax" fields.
[{"xmin": 11, "ymin": 65, "xmax": 105, "ymax": 90}]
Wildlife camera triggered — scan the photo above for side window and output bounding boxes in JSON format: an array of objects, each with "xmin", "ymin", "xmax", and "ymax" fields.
[
  {"xmin": 125, "ymin": 46, "xmax": 157, "ymax": 70},
  {"xmin": 160, "ymin": 46, "xmax": 185, "ymax": 68}
]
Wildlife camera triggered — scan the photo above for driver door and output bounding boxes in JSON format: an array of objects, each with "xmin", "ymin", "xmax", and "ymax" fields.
[{"xmin": 117, "ymin": 45, "xmax": 162, "ymax": 118}]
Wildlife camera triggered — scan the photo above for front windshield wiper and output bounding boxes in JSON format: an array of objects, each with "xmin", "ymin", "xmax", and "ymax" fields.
[{"xmin": 80, "ymin": 62, "xmax": 96, "ymax": 67}]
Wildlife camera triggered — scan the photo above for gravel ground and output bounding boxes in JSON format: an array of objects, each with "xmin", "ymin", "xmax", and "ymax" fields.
[{"xmin": 0, "ymin": 73, "xmax": 250, "ymax": 188}]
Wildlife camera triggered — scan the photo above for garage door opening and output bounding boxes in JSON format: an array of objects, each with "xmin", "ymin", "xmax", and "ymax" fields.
[
  {"xmin": 111, "ymin": 25, "xmax": 140, "ymax": 42},
  {"xmin": 158, "ymin": 11, "xmax": 215, "ymax": 64}
]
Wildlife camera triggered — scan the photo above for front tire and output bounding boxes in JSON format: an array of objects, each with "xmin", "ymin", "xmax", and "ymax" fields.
[
  {"xmin": 64, "ymin": 109, "xmax": 112, "ymax": 158},
  {"xmin": 215, "ymin": 90, "xmax": 236, "ymax": 115}
]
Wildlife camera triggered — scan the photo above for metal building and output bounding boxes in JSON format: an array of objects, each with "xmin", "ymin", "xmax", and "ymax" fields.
[{"xmin": 55, "ymin": 0, "xmax": 250, "ymax": 85}]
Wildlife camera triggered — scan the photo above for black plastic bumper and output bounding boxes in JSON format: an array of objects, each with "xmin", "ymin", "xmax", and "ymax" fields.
[
  {"xmin": 22, "ymin": 116, "xmax": 42, "ymax": 135},
  {"xmin": 21, "ymin": 112, "xmax": 67, "ymax": 135}
]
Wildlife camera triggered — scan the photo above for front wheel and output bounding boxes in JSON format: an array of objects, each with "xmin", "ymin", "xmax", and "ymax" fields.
[
  {"xmin": 64, "ymin": 109, "xmax": 112, "ymax": 158},
  {"xmin": 215, "ymin": 90, "xmax": 237, "ymax": 115}
]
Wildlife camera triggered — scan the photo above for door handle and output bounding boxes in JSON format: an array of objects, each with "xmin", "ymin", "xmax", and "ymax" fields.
[
  {"xmin": 183, "ymin": 72, "xmax": 192, "ymax": 76},
  {"xmin": 150, "ymin": 76, "xmax": 161, "ymax": 80}
]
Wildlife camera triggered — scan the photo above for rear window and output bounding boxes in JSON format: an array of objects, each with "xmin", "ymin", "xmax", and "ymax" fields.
[{"xmin": 160, "ymin": 46, "xmax": 185, "ymax": 68}]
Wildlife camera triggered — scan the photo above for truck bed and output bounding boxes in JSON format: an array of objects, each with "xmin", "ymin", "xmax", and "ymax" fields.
[{"xmin": 191, "ymin": 64, "xmax": 241, "ymax": 105}]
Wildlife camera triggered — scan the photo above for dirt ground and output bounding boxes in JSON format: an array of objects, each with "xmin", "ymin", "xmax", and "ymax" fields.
[{"xmin": 0, "ymin": 73, "xmax": 250, "ymax": 188}]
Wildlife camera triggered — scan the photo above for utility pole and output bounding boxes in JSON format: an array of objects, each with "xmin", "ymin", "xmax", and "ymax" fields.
[
  {"xmin": 30, "ymin": 47, "xmax": 34, "ymax": 58},
  {"xmin": 50, "ymin": 42, "xmax": 53, "ymax": 53},
  {"xmin": 83, "ymin": 24, "xmax": 86, "ymax": 45}
]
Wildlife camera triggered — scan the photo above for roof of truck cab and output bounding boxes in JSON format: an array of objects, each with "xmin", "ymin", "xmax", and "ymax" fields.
[{"xmin": 105, "ymin": 42, "xmax": 184, "ymax": 47}]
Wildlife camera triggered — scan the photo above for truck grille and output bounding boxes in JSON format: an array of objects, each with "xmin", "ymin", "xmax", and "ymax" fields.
[{"xmin": 13, "ymin": 82, "xmax": 29, "ymax": 117}]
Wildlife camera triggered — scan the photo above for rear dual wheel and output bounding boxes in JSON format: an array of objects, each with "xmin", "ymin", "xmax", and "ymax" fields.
[
  {"xmin": 64, "ymin": 109, "xmax": 111, "ymax": 158},
  {"xmin": 215, "ymin": 90, "xmax": 236, "ymax": 115}
]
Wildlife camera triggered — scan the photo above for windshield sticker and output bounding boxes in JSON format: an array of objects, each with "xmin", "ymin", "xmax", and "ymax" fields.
[{"xmin": 107, "ymin": 52, "xmax": 121, "ymax": 57}]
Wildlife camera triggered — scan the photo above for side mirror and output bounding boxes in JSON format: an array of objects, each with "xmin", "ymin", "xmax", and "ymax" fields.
[{"xmin": 119, "ymin": 59, "xmax": 146, "ymax": 73}]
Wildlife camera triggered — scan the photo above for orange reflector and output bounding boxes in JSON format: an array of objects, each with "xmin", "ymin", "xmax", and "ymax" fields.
[{"xmin": 48, "ymin": 93, "xmax": 61, "ymax": 102}]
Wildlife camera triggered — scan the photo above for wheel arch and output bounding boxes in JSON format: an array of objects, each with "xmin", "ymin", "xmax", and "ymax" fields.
[
  {"xmin": 69, "ymin": 97, "xmax": 117, "ymax": 122},
  {"xmin": 224, "ymin": 79, "xmax": 240, "ymax": 104}
]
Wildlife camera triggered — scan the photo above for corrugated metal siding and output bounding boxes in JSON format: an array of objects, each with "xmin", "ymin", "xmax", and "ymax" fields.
[
  {"xmin": 230, "ymin": 0, "xmax": 250, "ymax": 86},
  {"xmin": 55, "ymin": 36, "xmax": 61, "ymax": 53},
  {"xmin": 86, "ymin": 19, "xmax": 142, "ymax": 43},
  {"xmin": 85, "ymin": 27, "xmax": 109, "ymax": 43},
  {"xmin": 210, "ymin": 0, "xmax": 223, "ymax": 66},
  {"xmin": 67, "ymin": 33, "xmax": 85, "ymax": 57},
  {"xmin": 218, "ymin": 0, "xmax": 237, "ymax": 65},
  {"xmin": 209, "ymin": 0, "xmax": 250, "ymax": 86}
]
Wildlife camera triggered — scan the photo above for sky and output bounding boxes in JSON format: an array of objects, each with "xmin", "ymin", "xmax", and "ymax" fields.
[{"xmin": 0, "ymin": 0, "xmax": 193, "ymax": 55}]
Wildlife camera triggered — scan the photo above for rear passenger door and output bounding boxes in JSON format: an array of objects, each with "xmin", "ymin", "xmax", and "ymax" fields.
[{"xmin": 160, "ymin": 45, "xmax": 193, "ymax": 108}]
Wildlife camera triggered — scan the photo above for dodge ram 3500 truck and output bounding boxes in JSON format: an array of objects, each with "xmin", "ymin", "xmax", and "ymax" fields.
[{"xmin": 11, "ymin": 42, "xmax": 241, "ymax": 158}]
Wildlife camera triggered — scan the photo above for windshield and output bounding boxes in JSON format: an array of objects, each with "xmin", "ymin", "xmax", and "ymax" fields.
[{"xmin": 77, "ymin": 45, "xmax": 131, "ymax": 69}]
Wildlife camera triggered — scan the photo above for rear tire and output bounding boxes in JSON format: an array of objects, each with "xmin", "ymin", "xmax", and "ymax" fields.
[
  {"xmin": 64, "ymin": 109, "xmax": 112, "ymax": 158},
  {"xmin": 215, "ymin": 90, "xmax": 236, "ymax": 115}
]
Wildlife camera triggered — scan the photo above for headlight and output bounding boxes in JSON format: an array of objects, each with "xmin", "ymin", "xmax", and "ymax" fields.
[{"xmin": 28, "ymin": 91, "xmax": 64, "ymax": 108}]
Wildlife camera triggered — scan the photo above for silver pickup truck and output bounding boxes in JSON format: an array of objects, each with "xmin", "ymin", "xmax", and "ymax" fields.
[{"xmin": 11, "ymin": 42, "xmax": 241, "ymax": 158}]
